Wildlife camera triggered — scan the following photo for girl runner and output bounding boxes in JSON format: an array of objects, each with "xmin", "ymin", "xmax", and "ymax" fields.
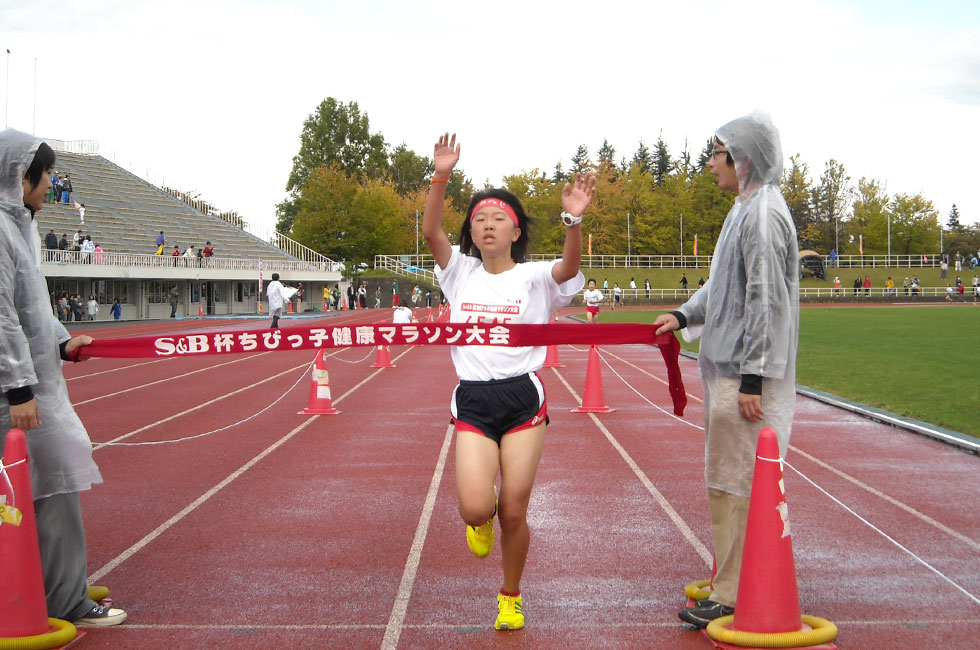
[
  {"xmin": 422, "ymin": 132, "xmax": 595, "ymax": 631},
  {"xmin": 583, "ymin": 278, "xmax": 603, "ymax": 323}
]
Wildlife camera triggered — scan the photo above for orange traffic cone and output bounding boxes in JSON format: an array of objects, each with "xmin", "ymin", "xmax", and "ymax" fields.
[
  {"xmin": 323, "ymin": 299, "xmax": 328, "ymax": 312},
  {"xmin": 371, "ymin": 344, "xmax": 395, "ymax": 368},
  {"xmin": 258, "ymin": 301, "xmax": 264, "ymax": 315},
  {"xmin": 571, "ymin": 346, "xmax": 615, "ymax": 413},
  {"xmin": 426, "ymin": 307, "xmax": 433, "ymax": 322},
  {"xmin": 0, "ymin": 429, "xmax": 77, "ymax": 645},
  {"xmin": 287, "ymin": 301, "xmax": 294, "ymax": 314},
  {"xmin": 299, "ymin": 350, "xmax": 340, "ymax": 415},
  {"xmin": 198, "ymin": 303, "xmax": 204, "ymax": 318},
  {"xmin": 542, "ymin": 345, "xmax": 565, "ymax": 368},
  {"xmin": 705, "ymin": 427, "xmax": 838, "ymax": 648}
]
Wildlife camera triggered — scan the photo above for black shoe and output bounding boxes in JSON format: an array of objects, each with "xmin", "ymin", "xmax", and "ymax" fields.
[
  {"xmin": 76, "ymin": 603, "xmax": 127, "ymax": 627},
  {"xmin": 678, "ymin": 601, "xmax": 734, "ymax": 629}
]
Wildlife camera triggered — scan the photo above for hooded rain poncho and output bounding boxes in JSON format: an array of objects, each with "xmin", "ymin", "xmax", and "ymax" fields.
[
  {"xmin": 677, "ymin": 112, "xmax": 799, "ymax": 496},
  {"xmin": 0, "ymin": 129, "xmax": 102, "ymax": 500}
]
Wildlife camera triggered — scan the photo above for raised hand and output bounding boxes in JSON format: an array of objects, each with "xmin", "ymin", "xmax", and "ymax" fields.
[
  {"xmin": 561, "ymin": 172, "xmax": 597, "ymax": 217},
  {"xmin": 433, "ymin": 132, "xmax": 460, "ymax": 177}
]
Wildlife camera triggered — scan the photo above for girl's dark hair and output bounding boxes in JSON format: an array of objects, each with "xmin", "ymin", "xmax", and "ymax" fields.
[
  {"xmin": 459, "ymin": 188, "xmax": 532, "ymax": 263},
  {"xmin": 588, "ymin": 278, "xmax": 597, "ymax": 284},
  {"xmin": 24, "ymin": 142, "xmax": 56, "ymax": 189},
  {"xmin": 713, "ymin": 136, "xmax": 734, "ymax": 166}
]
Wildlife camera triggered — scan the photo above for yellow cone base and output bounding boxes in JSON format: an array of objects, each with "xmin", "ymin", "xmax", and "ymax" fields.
[{"xmin": 705, "ymin": 614, "xmax": 838, "ymax": 649}]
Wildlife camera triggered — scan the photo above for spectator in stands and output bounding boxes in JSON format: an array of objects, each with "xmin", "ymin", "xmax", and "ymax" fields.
[
  {"xmin": 48, "ymin": 171, "xmax": 59, "ymax": 202},
  {"xmin": 76, "ymin": 202, "xmax": 85, "ymax": 225},
  {"xmin": 72, "ymin": 229, "xmax": 82, "ymax": 251},
  {"xmin": 61, "ymin": 173, "xmax": 72, "ymax": 203},
  {"xmin": 903, "ymin": 276, "xmax": 909, "ymax": 296},
  {"xmin": 59, "ymin": 233, "xmax": 69, "ymax": 251},
  {"xmin": 168, "ymin": 285, "xmax": 179, "ymax": 318},
  {"xmin": 111, "ymin": 299, "xmax": 122, "ymax": 320},
  {"xmin": 80, "ymin": 236, "xmax": 95, "ymax": 264},
  {"xmin": 853, "ymin": 277, "xmax": 861, "ymax": 296},
  {"xmin": 863, "ymin": 276, "xmax": 871, "ymax": 297},
  {"xmin": 45, "ymin": 229, "xmax": 59, "ymax": 250},
  {"xmin": 680, "ymin": 273, "xmax": 688, "ymax": 293},
  {"xmin": 630, "ymin": 277, "xmax": 637, "ymax": 297},
  {"xmin": 85, "ymin": 295, "xmax": 98, "ymax": 321},
  {"xmin": 911, "ymin": 276, "xmax": 920, "ymax": 296},
  {"xmin": 171, "ymin": 245, "xmax": 180, "ymax": 266},
  {"xmin": 183, "ymin": 244, "xmax": 196, "ymax": 261},
  {"xmin": 886, "ymin": 276, "xmax": 895, "ymax": 295},
  {"xmin": 698, "ymin": 277, "xmax": 706, "ymax": 289},
  {"xmin": 645, "ymin": 278, "xmax": 651, "ymax": 299},
  {"xmin": 94, "ymin": 243, "xmax": 103, "ymax": 265},
  {"xmin": 156, "ymin": 231, "xmax": 165, "ymax": 255},
  {"xmin": 71, "ymin": 294, "xmax": 84, "ymax": 321},
  {"xmin": 202, "ymin": 241, "xmax": 214, "ymax": 266}
]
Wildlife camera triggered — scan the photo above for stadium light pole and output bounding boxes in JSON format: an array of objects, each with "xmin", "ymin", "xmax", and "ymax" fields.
[
  {"xmin": 626, "ymin": 212, "xmax": 631, "ymax": 265},
  {"xmin": 415, "ymin": 209, "xmax": 419, "ymax": 261}
]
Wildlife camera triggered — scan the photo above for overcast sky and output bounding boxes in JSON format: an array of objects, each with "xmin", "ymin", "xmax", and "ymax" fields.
[{"xmin": 3, "ymin": 0, "xmax": 978, "ymax": 240}]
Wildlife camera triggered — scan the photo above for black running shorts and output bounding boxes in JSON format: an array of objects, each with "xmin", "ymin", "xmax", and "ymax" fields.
[{"xmin": 451, "ymin": 373, "xmax": 548, "ymax": 445}]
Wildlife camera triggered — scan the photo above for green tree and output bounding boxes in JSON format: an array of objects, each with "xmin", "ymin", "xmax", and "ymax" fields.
[
  {"xmin": 889, "ymin": 192, "xmax": 940, "ymax": 255},
  {"xmin": 597, "ymin": 139, "xmax": 616, "ymax": 168},
  {"xmin": 276, "ymin": 97, "xmax": 388, "ymax": 233},
  {"xmin": 781, "ymin": 155, "xmax": 816, "ymax": 249},
  {"xmin": 946, "ymin": 204, "xmax": 961, "ymax": 232},
  {"xmin": 502, "ymin": 170, "xmax": 563, "ymax": 254},
  {"xmin": 388, "ymin": 143, "xmax": 433, "ymax": 196},
  {"xmin": 631, "ymin": 140, "xmax": 653, "ymax": 174},
  {"xmin": 849, "ymin": 178, "xmax": 890, "ymax": 254},
  {"xmin": 811, "ymin": 159, "xmax": 853, "ymax": 254},
  {"xmin": 695, "ymin": 137, "xmax": 713, "ymax": 175},
  {"xmin": 570, "ymin": 144, "xmax": 591, "ymax": 174},
  {"xmin": 653, "ymin": 132, "xmax": 672, "ymax": 186},
  {"xmin": 551, "ymin": 161, "xmax": 567, "ymax": 184}
]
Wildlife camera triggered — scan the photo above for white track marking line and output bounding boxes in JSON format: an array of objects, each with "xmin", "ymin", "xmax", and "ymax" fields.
[
  {"xmin": 88, "ymin": 416, "xmax": 319, "ymax": 583},
  {"xmin": 786, "ymin": 460, "xmax": 980, "ymax": 604},
  {"xmin": 88, "ymin": 347, "xmax": 416, "ymax": 583},
  {"xmin": 602, "ymin": 348, "xmax": 979, "ymax": 553},
  {"xmin": 67, "ymin": 358, "xmax": 172, "ymax": 381},
  {"xmin": 599, "ymin": 346, "xmax": 704, "ymax": 404},
  {"xmin": 789, "ymin": 446, "xmax": 980, "ymax": 552},
  {"xmin": 74, "ymin": 353, "xmax": 271, "ymax": 406},
  {"xmin": 382, "ymin": 423, "xmax": 454, "ymax": 650},
  {"xmin": 550, "ymin": 367, "xmax": 713, "ymax": 566}
]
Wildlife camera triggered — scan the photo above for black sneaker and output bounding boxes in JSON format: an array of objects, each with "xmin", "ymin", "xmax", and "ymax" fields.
[
  {"xmin": 76, "ymin": 604, "xmax": 128, "ymax": 627},
  {"xmin": 678, "ymin": 601, "xmax": 734, "ymax": 629}
]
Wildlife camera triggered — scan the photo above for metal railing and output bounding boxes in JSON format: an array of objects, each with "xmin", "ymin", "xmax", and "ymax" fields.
[
  {"xmin": 577, "ymin": 286, "xmax": 976, "ymax": 302},
  {"xmin": 374, "ymin": 255, "xmax": 439, "ymax": 285},
  {"xmin": 40, "ymin": 248, "xmax": 340, "ymax": 273}
]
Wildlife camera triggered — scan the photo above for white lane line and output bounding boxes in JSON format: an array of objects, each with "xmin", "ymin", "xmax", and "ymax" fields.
[
  {"xmin": 550, "ymin": 367, "xmax": 713, "ymax": 567},
  {"xmin": 786, "ymin": 460, "xmax": 980, "ymax": 605},
  {"xmin": 599, "ymin": 346, "xmax": 704, "ymax": 404},
  {"xmin": 88, "ymin": 347, "xmax": 416, "ymax": 583},
  {"xmin": 381, "ymin": 423, "xmax": 454, "ymax": 650},
  {"xmin": 66, "ymin": 358, "xmax": 172, "ymax": 381},
  {"xmin": 73, "ymin": 353, "xmax": 271, "ymax": 406},
  {"xmin": 88, "ymin": 415, "xmax": 320, "ymax": 583},
  {"xmin": 789, "ymin": 446, "xmax": 980, "ymax": 552}
]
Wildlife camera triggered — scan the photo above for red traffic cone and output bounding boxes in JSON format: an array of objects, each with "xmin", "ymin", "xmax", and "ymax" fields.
[
  {"xmin": 542, "ymin": 345, "xmax": 565, "ymax": 368},
  {"xmin": 323, "ymin": 299, "xmax": 328, "ymax": 312},
  {"xmin": 439, "ymin": 304, "xmax": 452, "ymax": 322},
  {"xmin": 287, "ymin": 300, "xmax": 294, "ymax": 314},
  {"xmin": 571, "ymin": 346, "xmax": 616, "ymax": 413},
  {"xmin": 299, "ymin": 350, "xmax": 340, "ymax": 415},
  {"xmin": 732, "ymin": 427, "xmax": 801, "ymax": 632},
  {"xmin": 198, "ymin": 303, "xmax": 204, "ymax": 317},
  {"xmin": 371, "ymin": 344, "xmax": 395, "ymax": 368},
  {"xmin": 1, "ymin": 429, "xmax": 77, "ymax": 644},
  {"xmin": 426, "ymin": 307, "xmax": 433, "ymax": 322}
]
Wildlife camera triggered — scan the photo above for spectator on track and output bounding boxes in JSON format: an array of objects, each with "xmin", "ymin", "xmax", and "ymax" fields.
[
  {"xmin": 168, "ymin": 284, "xmax": 179, "ymax": 318},
  {"xmin": 680, "ymin": 273, "xmax": 688, "ymax": 293},
  {"xmin": 422, "ymin": 131, "xmax": 595, "ymax": 632},
  {"xmin": 655, "ymin": 113, "xmax": 799, "ymax": 630},
  {"xmin": 375, "ymin": 286, "xmax": 382, "ymax": 308},
  {"xmin": 863, "ymin": 276, "xmax": 871, "ymax": 297},
  {"xmin": 0, "ymin": 129, "xmax": 127, "ymax": 627},
  {"xmin": 85, "ymin": 294, "xmax": 99, "ymax": 320},
  {"xmin": 111, "ymin": 298, "xmax": 122, "ymax": 320},
  {"xmin": 266, "ymin": 272, "xmax": 296, "ymax": 328},
  {"xmin": 391, "ymin": 299, "xmax": 416, "ymax": 323},
  {"xmin": 645, "ymin": 278, "xmax": 651, "ymax": 299}
]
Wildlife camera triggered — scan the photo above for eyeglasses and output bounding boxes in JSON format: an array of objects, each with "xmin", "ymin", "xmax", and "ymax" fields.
[{"xmin": 711, "ymin": 150, "xmax": 729, "ymax": 157}]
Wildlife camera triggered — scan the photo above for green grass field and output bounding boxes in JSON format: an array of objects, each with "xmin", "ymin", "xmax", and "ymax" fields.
[{"xmin": 589, "ymin": 306, "xmax": 980, "ymax": 437}]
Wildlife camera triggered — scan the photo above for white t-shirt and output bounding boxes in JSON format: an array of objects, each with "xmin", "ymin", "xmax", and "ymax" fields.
[
  {"xmin": 392, "ymin": 306, "xmax": 415, "ymax": 323},
  {"xmin": 435, "ymin": 246, "xmax": 584, "ymax": 381},
  {"xmin": 583, "ymin": 288, "xmax": 603, "ymax": 306},
  {"xmin": 266, "ymin": 280, "xmax": 297, "ymax": 310}
]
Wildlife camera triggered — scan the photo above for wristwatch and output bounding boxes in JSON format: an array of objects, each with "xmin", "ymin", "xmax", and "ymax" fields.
[{"xmin": 560, "ymin": 211, "xmax": 583, "ymax": 227}]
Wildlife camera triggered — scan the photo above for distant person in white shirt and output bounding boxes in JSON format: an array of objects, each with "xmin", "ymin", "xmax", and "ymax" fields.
[
  {"xmin": 266, "ymin": 272, "xmax": 297, "ymax": 328},
  {"xmin": 583, "ymin": 278, "xmax": 603, "ymax": 324},
  {"xmin": 392, "ymin": 301, "xmax": 416, "ymax": 323}
]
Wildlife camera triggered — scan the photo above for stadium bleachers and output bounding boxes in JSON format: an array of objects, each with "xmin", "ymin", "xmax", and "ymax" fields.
[{"xmin": 39, "ymin": 152, "xmax": 294, "ymax": 261}]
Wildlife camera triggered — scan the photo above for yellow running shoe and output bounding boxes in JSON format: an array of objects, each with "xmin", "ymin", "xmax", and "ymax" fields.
[
  {"xmin": 466, "ymin": 517, "xmax": 494, "ymax": 558},
  {"xmin": 466, "ymin": 498, "xmax": 496, "ymax": 558},
  {"xmin": 495, "ymin": 593, "xmax": 524, "ymax": 630}
]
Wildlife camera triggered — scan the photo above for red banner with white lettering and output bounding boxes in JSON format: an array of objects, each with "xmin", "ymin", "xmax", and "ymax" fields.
[{"xmin": 79, "ymin": 323, "xmax": 687, "ymax": 414}]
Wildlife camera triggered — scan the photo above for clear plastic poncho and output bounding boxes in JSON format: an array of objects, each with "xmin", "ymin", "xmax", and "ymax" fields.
[
  {"xmin": 0, "ymin": 128, "xmax": 102, "ymax": 500},
  {"xmin": 677, "ymin": 112, "xmax": 799, "ymax": 496}
]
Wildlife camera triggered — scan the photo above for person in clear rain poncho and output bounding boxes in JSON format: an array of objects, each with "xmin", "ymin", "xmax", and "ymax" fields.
[
  {"xmin": 0, "ymin": 129, "xmax": 127, "ymax": 626},
  {"xmin": 655, "ymin": 112, "xmax": 799, "ymax": 629}
]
